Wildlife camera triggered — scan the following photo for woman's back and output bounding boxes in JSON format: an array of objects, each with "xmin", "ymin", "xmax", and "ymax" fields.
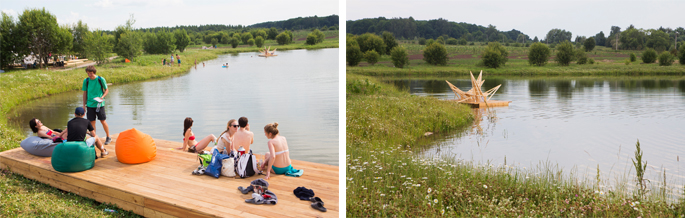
[{"xmin": 271, "ymin": 135, "xmax": 291, "ymax": 167}]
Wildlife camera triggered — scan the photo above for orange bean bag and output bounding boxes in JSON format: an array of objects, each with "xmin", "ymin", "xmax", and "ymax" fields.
[{"xmin": 116, "ymin": 128, "xmax": 156, "ymax": 164}]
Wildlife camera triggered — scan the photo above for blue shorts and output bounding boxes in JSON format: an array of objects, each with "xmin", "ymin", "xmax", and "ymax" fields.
[{"xmin": 272, "ymin": 165, "xmax": 293, "ymax": 175}]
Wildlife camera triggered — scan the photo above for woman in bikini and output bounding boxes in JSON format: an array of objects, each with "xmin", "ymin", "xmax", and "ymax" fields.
[
  {"xmin": 179, "ymin": 117, "xmax": 216, "ymax": 153},
  {"xmin": 215, "ymin": 119, "xmax": 239, "ymax": 155},
  {"xmin": 261, "ymin": 122, "xmax": 292, "ymax": 179},
  {"xmin": 29, "ymin": 118, "xmax": 67, "ymax": 141}
]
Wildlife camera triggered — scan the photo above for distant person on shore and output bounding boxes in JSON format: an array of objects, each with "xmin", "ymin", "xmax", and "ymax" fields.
[
  {"xmin": 176, "ymin": 54, "xmax": 181, "ymax": 67},
  {"xmin": 179, "ymin": 117, "xmax": 216, "ymax": 153},
  {"xmin": 61, "ymin": 107, "xmax": 108, "ymax": 157},
  {"xmin": 233, "ymin": 117, "xmax": 254, "ymax": 154},
  {"xmin": 82, "ymin": 66, "xmax": 112, "ymax": 145},
  {"xmin": 194, "ymin": 59, "xmax": 197, "ymax": 65},
  {"xmin": 170, "ymin": 54, "xmax": 174, "ymax": 67},
  {"xmin": 216, "ymin": 119, "xmax": 239, "ymax": 155},
  {"xmin": 202, "ymin": 62, "xmax": 205, "ymax": 67},
  {"xmin": 29, "ymin": 118, "xmax": 67, "ymax": 141},
  {"xmin": 163, "ymin": 58, "xmax": 166, "ymax": 66},
  {"xmin": 260, "ymin": 123, "xmax": 294, "ymax": 179}
]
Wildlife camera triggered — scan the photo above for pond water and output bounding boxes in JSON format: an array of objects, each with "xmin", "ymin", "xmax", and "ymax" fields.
[
  {"xmin": 391, "ymin": 76, "xmax": 685, "ymax": 187},
  {"xmin": 8, "ymin": 48, "xmax": 339, "ymax": 166}
]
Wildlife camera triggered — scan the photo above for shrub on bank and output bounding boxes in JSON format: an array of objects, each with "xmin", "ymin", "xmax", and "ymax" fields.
[
  {"xmin": 364, "ymin": 50, "xmax": 379, "ymax": 66},
  {"xmin": 554, "ymin": 41, "xmax": 574, "ymax": 66},
  {"xmin": 658, "ymin": 51, "xmax": 675, "ymax": 66},
  {"xmin": 390, "ymin": 46, "xmax": 409, "ymax": 68},
  {"xmin": 642, "ymin": 49, "xmax": 657, "ymax": 64},
  {"xmin": 630, "ymin": 53, "xmax": 636, "ymax": 62},
  {"xmin": 528, "ymin": 42, "xmax": 550, "ymax": 66},
  {"xmin": 423, "ymin": 43, "xmax": 448, "ymax": 66},
  {"xmin": 576, "ymin": 50, "xmax": 588, "ymax": 65},
  {"xmin": 679, "ymin": 47, "xmax": 685, "ymax": 65},
  {"xmin": 347, "ymin": 43, "xmax": 363, "ymax": 67},
  {"xmin": 481, "ymin": 42, "xmax": 508, "ymax": 68}
]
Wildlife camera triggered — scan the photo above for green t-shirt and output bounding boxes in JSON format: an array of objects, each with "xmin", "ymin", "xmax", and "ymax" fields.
[{"xmin": 82, "ymin": 76, "xmax": 108, "ymax": 108}]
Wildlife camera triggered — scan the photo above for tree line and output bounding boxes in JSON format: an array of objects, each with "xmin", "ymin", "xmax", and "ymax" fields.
[{"xmin": 250, "ymin": 15, "xmax": 338, "ymax": 30}]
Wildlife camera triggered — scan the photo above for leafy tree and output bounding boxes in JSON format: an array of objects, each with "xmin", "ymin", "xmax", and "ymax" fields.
[
  {"xmin": 254, "ymin": 36, "xmax": 264, "ymax": 47},
  {"xmin": 630, "ymin": 53, "xmax": 636, "ymax": 62},
  {"xmin": 211, "ymin": 38, "xmax": 218, "ymax": 47},
  {"xmin": 220, "ymin": 35, "xmax": 230, "ymax": 45},
  {"xmin": 17, "ymin": 8, "xmax": 62, "ymax": 68},
  {"xmin": 458, "ymin": 38, "xmax": 467, "ymax": 45},
  {"xmin": 346, "ymin": 41, "xmax": 363, "ymax": 66},
  {"xmin": 554, "ymin": 41, "xmax": 575, "ymax": 66},
  {"xmin": 305, "ymin": 32, "xmax": 318, "ymax": 45},
  {"xmin": 356, "ymin": 33, "xmax": 386, "ymax": 55},
  {"xmin": 641, "ymin": 48, "xmax": 657, "ymax": 63},
  {"xmin": 418, "ymin": 37, "xmax": 426, "ymax": 45},
  {"xmin": 423, "ymin": 42, "xmax": 448, "ymax": 65},
  {"xmin": 390, "ymin": 46, "xmax": 409, "ymax": 68},
  {"xmin": 285, "ymin": 30, "xmax": 293, "ymax": 43},
  {"xmin": 620, "ymin": 27, "xmax": 645, "ymax": 50},
  {"xmin": 364, "ymin": 50, "xmax": 379, "ymax": 65},
  {"xmin": 481, "ymin": 42, "xmax": 508, "ymax": 68},
  {"xmin": 276, "ymin": 32, "xmax": 291, "ymax": 45},
  {"xmin": 241, "ymin": 32, "xmax": 253, "ymax": 44},
  {"xmin": 446, "ymin": 38, "xmax": 458, "ymax": 45},
  {"xmin": 544, "ymin": 29, "xmax": 572, "ymax": 44},
  {"xmin": 71, "ymin": 20, "xmax": 89, "ymax": 56},
  {"xmin": 113, "ymin": 15, "xmax": 142, "ymax": 60},
  {"xmin": 267, "ymin": 27, "xmax": 278, "ymax": 40},
  {"xmin": 595, "ymin": 31, "xmax": 606, "ymax": 46},
  {"xmin": 174, "ymin": 29, "xmax": 190, "ymax": 52},
  {"xmin": 230, "ymin": 36, "xmax": 240, "ymax": 48},
  {"xmin": 533, "ymin": 36, "xmax": 539, "ymax": 43},
  {"xmin": 678, "ymin": 47, "xmax": 685, "ymax": 65},
  {"xmin": 584, "ymin": 37, "xmax": 595, "ymax": 52},
  {"xmin": 528, "ymin": 42, "xmax": 550, "ymax": 66},
  {"xmin": 247, "ymin": 38, "xmax": 255, "ymax": 46},
  {"xmin": 436, "ymin": 36, "xmax": 445, "ymax": 45},
  {"xmin": 83, "ymin": 30, "xmax": 113, "ymax": 64},
  {"xmin": 658, "ymin": 51, "xmax": 674, "ymax": 66},
  {"xmin": 255, "ymin": 30, "xmax": 267, "ymax": 40},
  {"xmin": 646, "ymin": 30, "xmax": 670, "ymax": 52},
  {"xmin": 381, "ymin": 31, "xmax": 398, "ymax": 55},
  {"xmin": 576, "ymin": 49, "xmax": 588, "ymax": 64},
  {"xmin": 53, "ymin": 25, "xmax": 73, "ymax": 56},
  {"xmin": 312, "ymin": 29, "xmax": 325, "ymax": 43}
]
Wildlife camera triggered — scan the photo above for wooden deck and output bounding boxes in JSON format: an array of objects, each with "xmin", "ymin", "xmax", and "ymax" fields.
[{"xmin": 0, "ymin": 136, "xmax": 339, "ymax": 217}]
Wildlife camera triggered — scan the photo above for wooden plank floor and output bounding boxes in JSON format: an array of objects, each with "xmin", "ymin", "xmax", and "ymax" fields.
[{"xmin": 0, "ymin": 135, "xmax": 339, "ymax": 217}]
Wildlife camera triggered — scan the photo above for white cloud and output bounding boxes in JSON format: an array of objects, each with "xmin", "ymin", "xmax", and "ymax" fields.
[
  {"xmin": 1, "ymin": 9, "xmax": 18, "ymax": 17},
  {"xmin": 94, "ymin": 0, "xmax": 113, "ymax": 8}
]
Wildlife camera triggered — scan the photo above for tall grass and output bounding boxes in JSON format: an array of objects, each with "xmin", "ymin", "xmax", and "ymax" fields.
[{"xmin": 346, "ymin": 72, "xmax": 685, "ymax": 216}]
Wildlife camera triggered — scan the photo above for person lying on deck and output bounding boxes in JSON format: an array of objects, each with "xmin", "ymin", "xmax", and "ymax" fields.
[
  {"xmin": 178, "ymin": 117, "xmax": 216, "ymax": 153},
  {"xmin": 260, "ymin": 122, "xmax": 293, "ymax": 180},
  {"xmin": 29, "ymin": 118, "xmax": 67, "ymax": 141}
]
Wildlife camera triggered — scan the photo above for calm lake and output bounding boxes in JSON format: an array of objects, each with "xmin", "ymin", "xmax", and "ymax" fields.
[
  {"xmin": 9, "ymin": 48, "xmax": 339, "ymax": 166},
  {"xmin": 391, "ymin": 76, "xmax": 685, "ymax": 186}
]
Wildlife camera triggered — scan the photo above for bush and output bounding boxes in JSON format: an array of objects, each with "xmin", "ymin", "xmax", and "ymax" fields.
[
  {"xmin": 364, "ymin": 50, "xmax": 380, "ymax": 65},
  {"xmin": 423, "ymin": 43, "xmax": 448, "ymax": 65},
  {"xmin": 382, "ymin": 31, "xmax": 398, "ymax": 55},
  {"xmin": 347, "ymin": 43, "xmax": 363, "ymax": 66},
  {"xmin": 584, "ymin": 37, "xmax": 595, "ymax": 52},
  {"xmin": 418, "ymin": 38, "xmax": 426, "ymax": 45},
  {"xmin": 630, "ymin": 53, "xmax": 636, "ymax": 62},
  {"xmin": 481, "ymin": 42, "xmax": 508, "ymax": 68},
  {"xmin": 356, "ymin": 33, "xmax": 386, "ymax": 55},
  {"xmin": 390, "ymin": 46, "xmax": 409, "ymax": 68},
  {"xmin": 625, "ymin": 59, "xmax": 630, "ymax": 65},
  {"xmin": 459, "ymin": 38, "xmax": 468, "ymax": 45},
  {"xmin": 313, "ymin": 29, "xmax": 325, "ymax": 43},
  {"xmin": 658, "ymin": 51, "xmax": 675, "ymax": 66},
  {"xmin": 230, "ymin": 37, "xmax": 239, "ymax": 48},
  {"xmin": 254, "ymin": 36, "xmax": 264, "ymax": 47},
  {"xmin": 641, "ymin": 48, "xmax": 657, "ymax": 63},
  {"xmin": 679, "ymin": 47, "xmax": 685, "ymax": 65},
  {"xmin": 305, "ymin": 33, "xmax": 318, "ymax": 45},
  {"xmin": 588, "ymin": 58, "xmax": 595, "ymax": 64},
  {"xmin": 446, "ymin": 38, "xmax": 458, "ymax": 45},
  {"xmin": 576, "ymin": 50, "xmax": 588, "ymax": 64},
  {"xmin": 247, "ymin": 38, "xmax": 255, "ymax": 46},
  {"xmin": 426, "ymin": 39, "xmax": 435, "ymax": 46},
  {"xmin": 469, "ymin": 42, "xmax": 475, "ymax": 45},
  {"xmin": 276, "ymin": 32, "xmax": 291, "ymax": 45},
  {"xmin": 528, "ymin": 42, "xmax": 550, "ymax": 66},
  {"xmin": 554, "ymin": 41, "xmax": 574, "ymax": 66}
]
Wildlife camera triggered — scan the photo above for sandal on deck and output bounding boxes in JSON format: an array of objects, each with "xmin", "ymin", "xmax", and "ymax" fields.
[
  {"xmin": 310, "ymin": 197, "xmax": 324, "ymax": 205},
  {"xmin": 311, "ymin": 201, "xmax": 326, "ymax": 212}
]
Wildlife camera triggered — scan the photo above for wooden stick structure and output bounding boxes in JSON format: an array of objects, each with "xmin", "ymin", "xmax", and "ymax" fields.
[
  {"xmin": 445, "ymin": 70, "xmax": 510, "ymax": 108},
  {"xmin": 258, "ymin": 46, "xmax": 278, "ymax": 57}
]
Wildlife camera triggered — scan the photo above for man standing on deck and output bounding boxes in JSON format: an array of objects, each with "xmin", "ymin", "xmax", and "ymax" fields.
[
  {"xmin": 82, "ymin": 66, "xmax": 112, "ymax": 145},
  {"xmin": 233, "ymin": 117, "xmax": 254, "ymax": 153}
]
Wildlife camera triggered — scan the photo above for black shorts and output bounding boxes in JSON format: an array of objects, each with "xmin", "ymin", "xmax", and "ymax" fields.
[{"xmin": 86, "ymin": 107, "xmax": 106, "ymax": 121}]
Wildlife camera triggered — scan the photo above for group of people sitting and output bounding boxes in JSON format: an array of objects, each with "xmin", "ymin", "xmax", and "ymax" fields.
[
  {"xmin": 179, "ymin": 116, "xmax": 292, "ymax": 179},
  {"xmin": 29, "ymin": 107, "xmax": 109, "ymax": 157}
]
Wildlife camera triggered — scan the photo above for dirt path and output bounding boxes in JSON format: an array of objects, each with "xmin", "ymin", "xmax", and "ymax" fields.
[{"xmin": 55, "ymin": 56, "xmax": 118, "ymax": 72}]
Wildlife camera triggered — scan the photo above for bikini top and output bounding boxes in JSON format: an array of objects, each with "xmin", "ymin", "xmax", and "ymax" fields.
[
  {"xmin": 274, "ymin": 149, "xmax": 288, "ymax": 155},
  {"xmin": 183, "ymin": 135, "xmax": 196, "ymax": 141}
]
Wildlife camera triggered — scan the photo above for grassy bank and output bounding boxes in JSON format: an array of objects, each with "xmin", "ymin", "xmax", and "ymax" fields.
[
  {"xmin": 0, "ymin": 42, "xmax": 337, "ymax": 216},
  {"xmin": 350, "ymin": 44, "xmax": 685, "ymax": 76},
  {"xmin": 346, "ymin": 72, "xmax": 685, "ymax": 216}
]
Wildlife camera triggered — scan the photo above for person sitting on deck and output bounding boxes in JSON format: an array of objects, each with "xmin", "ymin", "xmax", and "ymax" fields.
[
  {"xmin": 60, "ymin": 107, "xmax": 108, "ymax": 158},
  {"xmin": 215, "ymin": 119, "xmax": 238, "ymax": 155},
  {"xmin": 29, "ymin": 118, "xmax": 67, "ymax": 141},
  {"xmin": 233, "ymin": 117, "xmax": 254, "ymax": 154},
  {"xmin": 260, "ymin": 122, "xmax": 295, "ymax": 179},
  {"xmin": 178, "ymin": 117, "xmax": 216, "ymax": 153}
]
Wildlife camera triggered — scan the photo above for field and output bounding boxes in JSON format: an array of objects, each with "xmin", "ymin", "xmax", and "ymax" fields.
[
  {"xmin": 0, "ymin": 36, "xmax": 338, "ymax": 217},
  {"xmin": 346, "ymin": 72, "xmax": 685, "ymax": 217},
  {"xmin": 349, "ymin": 42, "xmax": 685, "ymax": 75}
]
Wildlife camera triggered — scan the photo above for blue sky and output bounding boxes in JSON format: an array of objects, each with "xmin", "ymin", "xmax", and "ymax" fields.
[
  {"xmin": 347, "ymin": 0, "xmax": 684, "ymax": 39},
  {"xmin": 1, "ymin": 0, "xmax": 339, "ymax": 31}
]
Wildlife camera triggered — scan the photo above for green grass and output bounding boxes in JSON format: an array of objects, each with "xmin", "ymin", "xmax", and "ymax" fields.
[
  {"xmin": 350, "ymin": 43, "xmax": 685, "ymax": 75},
  {"xmin": 0, "ymin": 39, "xmax": 337, "ymax": 216},
  {"xmin": 186, "ymin": 29, "xmax": 339, "ymax": 48},
  {"xmin": 346, "ymin": 72, "xmax": 685, "ymax": 217}
]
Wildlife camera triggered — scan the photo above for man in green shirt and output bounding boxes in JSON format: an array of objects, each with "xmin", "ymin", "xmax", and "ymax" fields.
[{"xmin": 82, "ymin": 66, "xmax": 112, "ymax": 145}]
